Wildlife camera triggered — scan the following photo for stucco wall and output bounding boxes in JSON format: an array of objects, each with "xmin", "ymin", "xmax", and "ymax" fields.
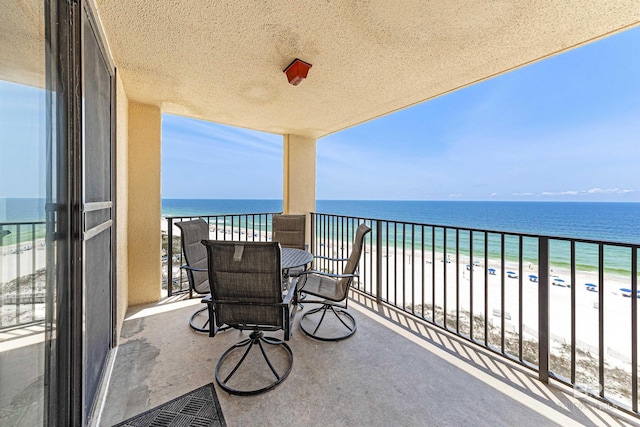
[
  {"xmin": 283, "ymin": 134, "xmax": 316, "ymax": 244},
  {"xmin": 127, "ymin": 102, "xmax": 162, "ymax": 305},
  {"xmin": 114, "ymin": 73, "xmax": 129, "ymax": 341}
]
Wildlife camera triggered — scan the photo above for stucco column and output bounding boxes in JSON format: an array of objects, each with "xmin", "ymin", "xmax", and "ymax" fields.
[
  {"xmin": 127, "ymin": 102, "xmax": 162, "ymax": 305},
  {"xmin": 283, "ymin": 134, "xmax": 316, "ymax": 244},
  {"xmin": 114, "ymin": 74, "xmax": 129, "ymax": 341}
]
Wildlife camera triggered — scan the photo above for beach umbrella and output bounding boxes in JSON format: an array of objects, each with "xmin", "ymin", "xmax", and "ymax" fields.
[
  {"xmin": 585, "ymin": 283, "xmax": 597, "ymax": 292},
  {"xmin": 528, "ymin": 275, "xmax": 538, "ymax": 282},
  {"xmin": 620, "ymin": 288, "xmax": 632, "ymax": 297},
  {"xmin": 507, "ymin": 271, "xmax": 517, "ymax": 278},
  {"xmin": 488, "ymin": 268, "xmax": 496, "ymax": 275}
]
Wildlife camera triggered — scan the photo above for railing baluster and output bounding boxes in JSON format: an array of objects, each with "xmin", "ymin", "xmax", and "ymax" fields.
[
  {"xmin": 432, "ymin": 227, "xmax": 436, "ymax": 322},
  {"xmin": 470, "ymin": 230, "xmax": 474, "ymax": 340},
  {"xmin": 31, "ymin": 223, "xmax": 36, "ymax": 321},
  {"xmin": 387, "ymin": 222, "xmax": 390, "ymax": 306},
  {"xmin": 402, "ymin": 223, "xmax": 406, "ymax": 310},
  {"xmin": 599, "ymin": 243, "xmax": 605, "ymax": 398},
  {"xmin": 0, "ymin": 224, "xmax": 4, "ymax": 327},
  {"xmin": 376, "ymin": 221, "xmax": 383, "ymax": 303},
  {"xmin": 539, "ymin": 237, "xmax": 550, "ymax": 383},
  {"xmin": 632, "ymin": 246, "xmax": 638, "ymax": 413},
  {"xmin": 518, "ymin": 236, "xmax": 523, "ymax": 361},
  {"xmin": 167, "ymin": 217, "xmax": 173, "ymax": 296},
  {"xmin": 394, "ymin": 223, "xmax": 398, "ymax": 306},
  {"xmin": 502, "ymin": 234, "xmax": 507, "ymax": 354},
  {"xmin": 443, "ymin": 227, "xmax": 447, "ymax": 328},
  {"xmin": 484, "ymin": 231, "xmax": 488, "ymax": 346},
  {"xmin": 16, "ymin": 224, "xmax": 21, "ymax": 324},
  {"xmin": 571, "ymin": 240, "xmax": 576, "ymax": 384},
  {"xmin": 410, "ymin": 225, "xmax": 414, "ymax": 314},
  {"xmin": 456, "ymin": 228, "xmax": 460, "ymax": 333}
]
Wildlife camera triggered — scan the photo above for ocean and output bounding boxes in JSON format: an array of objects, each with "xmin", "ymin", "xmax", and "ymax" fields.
[
  {"xmin": 6, "ymin": 197, "xmax": 637, "ymax": 245},
  {"xmin": 162, "ymin": 199, "xmax": 640, "ymax": 278},
  {"xmin": 3, "ymin": 198, "xmax": 639, "ymax": 275},
  {"xmin": 162, "ymin": 199, "xmax": 640, "ymax": 245}
]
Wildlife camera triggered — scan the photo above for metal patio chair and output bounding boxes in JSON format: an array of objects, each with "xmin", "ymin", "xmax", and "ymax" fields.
[
  {"xmin": 175, "ymin": 219, "xmax": 213, "ymax": 333},
  {"xmin": 297, "ymin": 222, "xmax": 371, "ymax": 341},
  {"xmin": 201, "ymin": 241, "xmax": 297, "ymax": 396},
  {"xmin": 272, "ymin": 214, "xmax": 307, "ymax": 279}
]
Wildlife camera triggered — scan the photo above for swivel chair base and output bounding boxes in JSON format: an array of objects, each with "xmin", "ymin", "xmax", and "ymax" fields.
[
  {"xmin": 299, "ymin": 304, "xmax": 357, "ymax": 341},
  {"xmin": 189, "ymin": 306, "xmax": 210, "ymax": 333},
  {"xmin": 216, "ymin": 330, "xmax": 293, "ymax": 396}
]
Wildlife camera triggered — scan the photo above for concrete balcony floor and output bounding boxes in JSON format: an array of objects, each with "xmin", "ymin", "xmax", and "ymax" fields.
[{"xmin": 98, "ymin": 291, "xmax": 639, "ymax": 427}]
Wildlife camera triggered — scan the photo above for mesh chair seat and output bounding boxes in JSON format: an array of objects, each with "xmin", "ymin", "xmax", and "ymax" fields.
[{"xmin": 298, "ymin": 273, "xmax": 347, "ymax": 302}]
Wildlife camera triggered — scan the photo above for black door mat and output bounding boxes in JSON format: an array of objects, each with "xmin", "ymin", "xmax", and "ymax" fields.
[{"xmin": 112, "ymin": 383, "xmax": 226, "ymax": 427}]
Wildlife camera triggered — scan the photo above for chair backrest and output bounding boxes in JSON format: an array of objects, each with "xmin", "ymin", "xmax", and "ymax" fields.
[
  {"xmin": 272, "ymin": 214, "xmax": 306, "ymax": 250},
  {"xmin": 175, "ymin": 219, "xmax": 210, "ymax": 294},
  {"xmin": 338, "ymin": 223, "xmax": 372, "ymax": 293},
  {"xmin": 202, "ymin": 241, "xmax": 283, "ymax": 329}
]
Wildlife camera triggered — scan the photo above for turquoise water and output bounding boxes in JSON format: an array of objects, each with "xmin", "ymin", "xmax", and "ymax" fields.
[
  {"xmin": 162, "ymin": 199, "xmax": 640, "ymax": 277},
  {"xmin": 162, "ymin": 199, "xmax": 640, "ymax": 242},
  {"xmin": 4, "ymin": 198, "xmax": 638, "ymax": 275}
]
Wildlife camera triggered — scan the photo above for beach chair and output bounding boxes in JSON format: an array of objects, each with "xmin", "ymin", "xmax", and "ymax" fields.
[
  {"xmin": 201, "ymin": 241, "xmax": 296, "ymax": 395},
  {"xmin": 297, "ymin": 223, "xmax": 371, "ymax": 341}
]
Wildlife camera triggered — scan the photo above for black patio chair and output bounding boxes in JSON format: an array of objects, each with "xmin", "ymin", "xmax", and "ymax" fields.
[
  {"xmin": 201, "ymin": 241, "xmax": 297, "ymax": 396},
  {"xmin": 272, "ymin": 214, "xmax": 306, "ymax": 250},
  {"xmin": 297, "ymin": 222, "xmax": 371, "ymax": 341},
  {"xmin": 272, "ymin": 214, "xmax": 307, "ymax": 279},
  {"xmin": 175, "ymin": 219, "xmax": 214, "ymax": 333}
]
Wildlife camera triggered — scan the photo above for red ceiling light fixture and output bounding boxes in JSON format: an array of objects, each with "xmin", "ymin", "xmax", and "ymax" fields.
[{"xmin": 283, "ymin": 58, "xmax": 312, "ymax": 86}]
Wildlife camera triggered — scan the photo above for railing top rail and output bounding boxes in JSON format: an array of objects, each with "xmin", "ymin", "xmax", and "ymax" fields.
[
  {"xmin": 164, "ymin": 212, "xmax": 282, "ymax": 221},
  {"xmin": 0, "ymin": 221, "xmax": 46, "ymax": 226},
  {"xmin": 312, "ymin": 211, "xmax": 640, "ymax": 249}
]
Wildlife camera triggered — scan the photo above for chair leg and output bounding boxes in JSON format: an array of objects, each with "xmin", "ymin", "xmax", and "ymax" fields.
[
  {"xmin": 299, "ymin": 303, "xmax": 357, "ymax": 341},
  {"xmin": 215, "ymin": 330, "xmax": 293, "ymax": 396},
  {"xmin": 189, "ymin": 306, "xmax": 210, "ymax": 333}
]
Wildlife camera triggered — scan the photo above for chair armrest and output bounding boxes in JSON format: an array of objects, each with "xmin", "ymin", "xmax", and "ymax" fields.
[
  {"xmin": 282, "ymin": 282, "xmax": 297, "ymax": 305},
  {"xmin": 202, "ymin": 294, "xmax": 295, "ymax": 308},
  {"xmin": 181, "ymin": 265, "xmax": 207, "ymax": 272},
  {"xmin": 299, "ymin": 270, "xmax": 359, "ymax": 279},
  {"xmin": 313, "ymin": 255, "xmax": 349, "ymax": 262}
]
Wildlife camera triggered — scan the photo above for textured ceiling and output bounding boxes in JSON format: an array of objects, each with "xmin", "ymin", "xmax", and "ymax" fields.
[
  {"xmin": 88, "ymin": 2, "xmax": 640, "ymax": 137},
  {"xmin": 0, "ymin": 0, "xmax": 45, "ymax": 88}
]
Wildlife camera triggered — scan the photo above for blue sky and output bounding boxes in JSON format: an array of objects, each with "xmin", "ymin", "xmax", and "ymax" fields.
[
  {"xmin": 2, "ymin": 27, "xmax": 638, "ymax": 202},
  {"xmin": 163, "ymin": 26, "xmax": 640, "ymax": 202}
]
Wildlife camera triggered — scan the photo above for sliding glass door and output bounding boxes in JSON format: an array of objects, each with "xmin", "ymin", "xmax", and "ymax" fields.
[
  {"xmin": 1, "ymin": 1, "xmax": 115, "ymax": 425},
  {"xmin": 0, "ymin": 1, "xmax": 57, "ymax": 425}
]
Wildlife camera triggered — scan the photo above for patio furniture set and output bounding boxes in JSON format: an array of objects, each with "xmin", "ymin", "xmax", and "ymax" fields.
[{"xmin": 176, "ymin": 215, "xmax": 371, "ymax": 395}]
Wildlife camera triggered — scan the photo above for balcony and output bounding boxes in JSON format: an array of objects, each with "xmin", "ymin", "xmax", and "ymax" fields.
[
  {"xmin": 98, "ymin": 291, "xmax": 636, "ymax": 426},
  {"xmin": 2, "ymin": 213, "xmax": 638, "ymax": 424},
  {"xmin": 86, "ymin": 211, "xmax": 640, "ymax": 425}
]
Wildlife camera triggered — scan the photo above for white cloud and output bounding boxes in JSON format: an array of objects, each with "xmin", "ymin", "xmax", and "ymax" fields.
[
  {"xmin": 490, "ymin": 192, "xmax": 498, "ymax": 197},
  {"xmin": 586, "ymin": 187, "xmax": 634, "ymax": 194},
  {"xmin": 541, "ymin": 190, "xmax": 579, "ymax": 196},
  {"xmin": 449, "ymin": 193, "xmax": 463, "ymax": 198},
  {"xmin": 512, "ymin": 192, "xmax": 534, "ymax": 196}
]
